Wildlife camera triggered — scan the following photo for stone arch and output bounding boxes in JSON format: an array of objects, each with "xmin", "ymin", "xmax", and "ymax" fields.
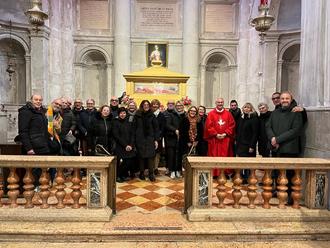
[
  {"xmin": 0, "ymin": 33, "xmax": 30, "ymax": 55},
  {"xmin": 201, "ymin": 48, "xmax": 236, "ymax": 67},
  {"xmin": 75, "ymin": 47, "xmax": 110, "ymax": 106},
  {"xmin": 280, "ymin": 43, "xmax": 301, "ymax": 99},
  {"xmin": 0, "ymin": 35, "xmax": 28, "ymax": 104},
  {"xmin": 76, "ymin": 45, "xmax": 111, "ymax": 64},
  {"xmin": 200, "ymin": 49, "xmax": 236, "ymax": 107}
]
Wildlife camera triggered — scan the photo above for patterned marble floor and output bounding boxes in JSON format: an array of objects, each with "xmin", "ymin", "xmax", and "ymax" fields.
[{"xmin": 115, "ymin": 168, "xmax": 275, "ymax": 213}]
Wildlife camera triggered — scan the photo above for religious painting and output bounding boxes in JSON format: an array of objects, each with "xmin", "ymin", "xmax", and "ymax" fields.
[
  {"xmin": 146, "ymin": 42, "xmax": 168, "ymax": 67},
  {"xmin": 134, "ymin": 82, "xmax": 179, "ymax": 94}
]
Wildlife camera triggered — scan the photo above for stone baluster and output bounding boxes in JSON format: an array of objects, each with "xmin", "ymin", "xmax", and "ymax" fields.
[
  {"xmin": 262, "ymin": 169, "xmax": 273, "ymax": 209},
  {"xmin": 0, "ymin": 169, "xmax": 4, "ymax": 207},
  {"xmin": 39, "ymin": 168, "xmax": 50, "ymax": 209},
  {"xmin": 216, "ymin": 169, "xmax": 227, "ymax": 208},
  {"xmin": 71, "ymin": 168, "xmax": 82, "ymax": 209},
  {"xmin": 55, "ymin": 168, "xmax": 66, "ymax": 209},
  {"xmin": 277, "ymin": 169, "xmax": 288, "ymax": 209},
  {"xmin": 23, "ymin": 168, "xmax": 35, "ymax": 208},
  {"xmin": 247, "ymin": 169, "xmax": 258, "ymax": 209},
  {"xmin": 232, "ymin": 169, "xmax": 242, "ymax": 208},
  {"xmin": 7, "ymin": 168, "xmax": 19, "ymax": 208},
  {"xmin": 291, "ymin": 169, "xmax": 302, "ymax": 209}
]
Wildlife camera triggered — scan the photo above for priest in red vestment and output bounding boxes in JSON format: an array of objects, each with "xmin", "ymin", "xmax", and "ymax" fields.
[{"xmin": 204, "ymin": 98, "xmax": 236, "ymax": 177}]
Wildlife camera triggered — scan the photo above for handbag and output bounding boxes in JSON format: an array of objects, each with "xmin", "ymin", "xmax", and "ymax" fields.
[{"xmin": 64, "ymin": 132, "xmax": 76, "ymax": 145}]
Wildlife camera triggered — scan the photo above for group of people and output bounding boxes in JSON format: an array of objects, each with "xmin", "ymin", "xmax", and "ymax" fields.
[{"xmin": 18, "ymin": 91, "xmax": 306, "ymax": 194}]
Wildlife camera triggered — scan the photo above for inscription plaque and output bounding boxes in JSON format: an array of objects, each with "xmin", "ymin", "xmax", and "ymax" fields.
[
  {"xmin": 204, "ymin": 4, "xmax": 234, "ymax": 33},
  {"xmin": 135, "ymin": 1, "xmax": 180, "ymax": 33},
  {"xmin": 80, "ymin": 0, "xmax": 109, "ymax": 30}
]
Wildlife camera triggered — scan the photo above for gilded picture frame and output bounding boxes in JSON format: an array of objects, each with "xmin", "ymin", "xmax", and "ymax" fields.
[{"xmin": 146, "ymin": 41, "xmax": 168, "ymax": 67}]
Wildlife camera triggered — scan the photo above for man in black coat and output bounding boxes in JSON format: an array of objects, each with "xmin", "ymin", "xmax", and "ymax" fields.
[
  {"xmin": 229, "ymin": 99, "xmax": 241, "ymax": 156},
  {"xmin": 266, "ymin": 91, "xmax": 303, "ymax": 204},
  {"xmin": 60, "ymin": 97, "xmax": 77, "ymax": 155},
  {"xmin": 18, "ymin": 94, "xmax": 49, "ymax": 155}
]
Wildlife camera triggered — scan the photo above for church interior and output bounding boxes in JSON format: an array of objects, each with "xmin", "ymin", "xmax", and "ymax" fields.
[{"xmin": 0, "ymin": 0, "xmax": 329, "ymax": 247}]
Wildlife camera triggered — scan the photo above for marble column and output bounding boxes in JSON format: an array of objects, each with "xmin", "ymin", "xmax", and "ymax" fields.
[
  {"xmin": 30, "ymin": 29, "xmax": 50, "ymax": 102},
  {"xmin": 113, "ymin": 0, "xmax": 131, "ymax": 97},
  {"xmin": 182, "ymin": 0, "xmax": 199, "ymax": 104},
  {"xmin": 299, "ymin": 0, "xmax": 330, "ymax": 107}
]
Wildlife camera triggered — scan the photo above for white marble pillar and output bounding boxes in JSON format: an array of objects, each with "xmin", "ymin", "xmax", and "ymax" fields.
[
  {"xmin": 299, "ymin": 0, "xmax": 330, "ymax": 107},
  {"xmin": 113, "ymin": 0, "xmax": 131, "ymax": 97},
  {"xmin": 30, "ymin": 29, "xmax": 49, "ymax": 102},
  {"xmin": 182, "ymin": 0, "xmax": 199, "ymax": 104}
]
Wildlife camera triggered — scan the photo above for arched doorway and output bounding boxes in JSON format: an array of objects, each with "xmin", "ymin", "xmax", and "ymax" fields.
[
  {"xmin": 281, "ymin": 44, "xmax": 300, "ymax": 98},
  {"xmin": 204, "ymin": 54, "xmax": 230, "ymax": 107},
  {"xmin": 0, "ymin": 38, "xmax": 26, "ymax": 104},
  {"xmin": 81, "ymin": 50, "xmax": 108, "ymax": 106}
]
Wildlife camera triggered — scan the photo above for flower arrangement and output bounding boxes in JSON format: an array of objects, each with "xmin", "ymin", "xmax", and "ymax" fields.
[{"xmin": 182, "ymin": 96, "xmax": 192, "ymax": 106}]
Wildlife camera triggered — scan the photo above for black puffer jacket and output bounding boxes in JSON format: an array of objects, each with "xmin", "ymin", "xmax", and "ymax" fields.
[
  {"xmin": 88, "ymin": 112, "xmax": 113, "ymax": 153},
  {"xmin": 134, "ymin": 110, "xmax": 159, "ymax": 158},
  {"xmin": 236, "ymin": 113, "xmax": 259, "ymax": 157},
  {"xmin": 18, "ymin": 102, "xmax": 49, "ymax": 155},
  {"xmin": 112, "ymin": 117, "xmax": 136, "ymax": 159}
]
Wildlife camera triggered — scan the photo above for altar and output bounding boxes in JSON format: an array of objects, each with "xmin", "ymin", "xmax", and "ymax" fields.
[{"xmin": 123, "ymin": 61, "xmax": 190, "ymax": 106}]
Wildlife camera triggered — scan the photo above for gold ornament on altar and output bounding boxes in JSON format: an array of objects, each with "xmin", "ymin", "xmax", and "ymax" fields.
[
  {"xmin": 249, "ymin": 1, "xmax": 275, "ymax": 43},
  {"xmin": 25, "ymin": 0, "xmax": 48, "ymax": 31}
]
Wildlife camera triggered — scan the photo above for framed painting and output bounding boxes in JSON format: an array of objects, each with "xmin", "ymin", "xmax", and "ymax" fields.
[{"xmin": 146, "ymin": 42, "xmax": 168, "ymax": 67}]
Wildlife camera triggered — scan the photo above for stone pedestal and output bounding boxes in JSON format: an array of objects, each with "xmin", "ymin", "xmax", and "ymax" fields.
[{"xmin": 305, "ymin": 170, "xmax": 328, "ymax": 209}]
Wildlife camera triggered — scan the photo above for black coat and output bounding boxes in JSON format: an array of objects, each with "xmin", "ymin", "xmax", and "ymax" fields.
[
  {"xmin": 112, "ymin": 117, "xmax": 136, "ymax": 159},
  {"xmin": 18, "ymin": 102, "xmax": 50, "ymax": 155},
  {"xmin": 163, "ymin": 109, "xmax": 183, "ymax": 147},
  {"xmin": 134, "ymin": 110, "xmax": 159, "ymax": 158},
  {"xmin": 154, "ymin": 111, "xmax": 166, "ymax": 150},
  {"xmin": 266, "ymin": 104, "xmax": 303, "ymax": 155},
  {"xmin": 88, "ymin": 112, "xmax": 113, "ymax": 153},
  {"xmin": 258, "ymin": 111, "xmax": 272, "ymax": 157},
  {"xmin": 75, "ymin": 108, "xmax": 97, "ymax": 137},
  {"xmin": 60, "ymin": 108, "xmax": 76, "ymax": 137},
  {"xmin": 230, "ymin": 108, "xmax": 242, "ymax": 131},
  {"xmin": 236, "ymin": 113, "xmax": 259, "ymax": 157},
  {"xmin": 179, "ymin": 116, "xmax": 203, "ymax": 155},
  {"xmin": 196, "ymin": 114, "xmax": 208, "ymax": 156}
]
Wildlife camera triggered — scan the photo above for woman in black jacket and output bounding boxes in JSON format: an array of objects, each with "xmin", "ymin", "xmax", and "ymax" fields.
[
  {"xmin": 236, "ymin": 102, "xmax": 259, "ymax": 182},
  {"xmin": 112, "ymin": 107, "xmax": 136, "ymax": 182},
  {"xmin": 135, "ymin": 100, "xmax": 159, "ymax": 182},
  {"xmin": 196, "ymin": 105, "xmax": 208, "ymax": 156},
  {"xmin": 88, "ymin": 105, "xmax": 113, "ymax": 155}
]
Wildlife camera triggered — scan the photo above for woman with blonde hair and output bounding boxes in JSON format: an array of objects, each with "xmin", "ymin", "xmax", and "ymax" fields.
[{"xmin": 236, "ymin": 102, "xmax": 259, "ymax": 182}]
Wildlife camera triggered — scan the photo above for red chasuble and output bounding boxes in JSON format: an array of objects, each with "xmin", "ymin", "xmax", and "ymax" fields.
[{"xmin": 204, "ymin": 108, "xmax": 235, "ymax": 176}]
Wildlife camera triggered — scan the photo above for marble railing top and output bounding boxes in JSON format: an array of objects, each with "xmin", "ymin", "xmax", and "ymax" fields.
[
  {"xmin": 187, "ymin": 157, "xmax": 330, "ymax": 170},
  {"xmin": 0, "ymin": 155, "xmax": 115, "ymax": 168}
]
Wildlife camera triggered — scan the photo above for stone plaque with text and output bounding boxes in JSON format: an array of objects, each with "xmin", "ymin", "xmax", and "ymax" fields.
[
  {"xmin": 135, "ymin": 0, "xmax": 180, "ymax": 34},
  {"xmin": 80, "ymin": 0, "xmax": 109, "ymax": 30},
  {"xmin": 204, "ymin": 4, "xmax": 234, "ymax": 33}
]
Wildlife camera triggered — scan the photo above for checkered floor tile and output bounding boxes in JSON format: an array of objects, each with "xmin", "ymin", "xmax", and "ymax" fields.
[{"xmin": 116, "ymin": 169, "xmax": 184, "ymax": 212}]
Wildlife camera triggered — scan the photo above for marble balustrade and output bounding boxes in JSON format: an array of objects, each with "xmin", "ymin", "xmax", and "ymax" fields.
[
  {"xmin": 184, "ymin": 157, "xmax": 330, "ymax": 221},
  {"xmin": 0, "ymin": 155, "xmax": 116, "ymax": 213}
]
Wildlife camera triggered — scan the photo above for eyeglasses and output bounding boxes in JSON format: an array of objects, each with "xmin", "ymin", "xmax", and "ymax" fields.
[
  {"xmin": 111, "ymin": 99, "xmax": 119, "ymax": 102},
  {"xmin": 272, "ymin": 96, "xmax": 280, "ymax": 100}
]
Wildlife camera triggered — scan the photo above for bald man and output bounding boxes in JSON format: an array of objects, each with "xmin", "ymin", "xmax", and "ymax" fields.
[
  {"xmin": 18, "ymin": 94, "xmax": 50, "ymax": 155},
  {"xmin": 204, "ymin": 98, "xmax": 236, "ymax": 178}
]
